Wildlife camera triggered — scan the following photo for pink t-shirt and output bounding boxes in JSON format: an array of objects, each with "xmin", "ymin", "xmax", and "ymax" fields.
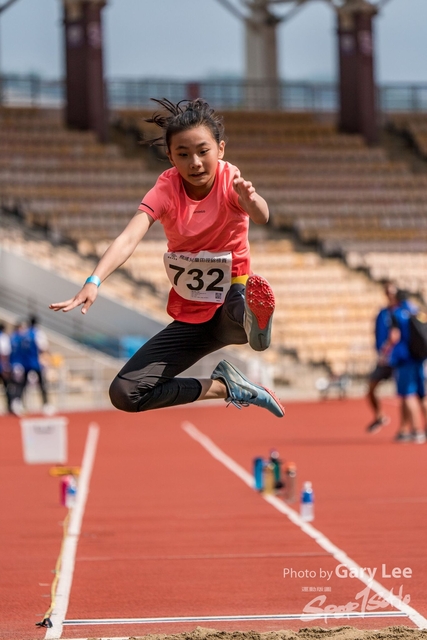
[{"xmin": 138, "ymin": 160, "xmax": 250, "ymax": 323}]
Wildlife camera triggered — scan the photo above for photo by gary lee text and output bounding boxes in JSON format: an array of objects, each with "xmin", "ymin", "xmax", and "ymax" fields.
[{"xmin": 283, "ymin": 564, "xmax": 413, "ymax": 581}]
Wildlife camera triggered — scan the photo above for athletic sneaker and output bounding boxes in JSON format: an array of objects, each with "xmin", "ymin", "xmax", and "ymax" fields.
[
  {"xmin": 10, "ymin": 398, "xmax": 24, "ymax": 416},
  {"xmin": 211, "ymin": 359, "xmax": 285, "ymax": 418},
  {"xmin": 244, "ymin": 275, "xmax": 275, "ymax": 351},
  {"xmin": 394, "ymin": 432, "xmax": 413, "ymax": 443},
  {"xmin": 42, "ymin": 403, "xmax": 56, "ymax": 416},
  {"xmin": 412, "ymin": 432, "xmax": 426, "ymax": 444},
  {"xmin": 366, "ymin": 415, "xmax": 390, "ymax": 434}
]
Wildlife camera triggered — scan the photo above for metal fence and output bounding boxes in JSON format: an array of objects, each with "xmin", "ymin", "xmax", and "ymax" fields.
[{"xmin": 1, "ymin": 74, "xmax": 427, "ymax": 112}]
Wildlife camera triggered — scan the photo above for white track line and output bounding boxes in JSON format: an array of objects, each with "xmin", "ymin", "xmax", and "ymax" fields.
[
  {"xmin": 63, "ymin": 611, "xmax": 407, "ymax": 627},
  {"xmin": 45, "ymin": 422, "xmax": 100, "ymax": 640},
  {"xmin": 182, "ymin": 421, "xmax": 427, "ymax": 629}
]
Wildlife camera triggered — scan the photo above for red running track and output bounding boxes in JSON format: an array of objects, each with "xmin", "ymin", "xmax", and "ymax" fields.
[{"xmin": 1, "ymin": 396, "xmax": 427, "ymax": 640}]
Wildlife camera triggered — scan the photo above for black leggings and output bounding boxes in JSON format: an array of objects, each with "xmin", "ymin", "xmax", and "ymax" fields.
[
  {"xmin": 7, "ymin": 368, "xmax": 49, "ymax": 406},
  {"xmin": 25, "ymin": 368, "xmax": 49, "ymax": 405},
  {"xmin": 0, "ymin": 373, "xmax": 12, "ymax": 412},
  {"xmin": 109, "ymin": 284, "xmax": 248, "ymax": 413}
]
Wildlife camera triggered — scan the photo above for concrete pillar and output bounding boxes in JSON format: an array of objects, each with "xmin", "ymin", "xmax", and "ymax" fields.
[
  {"xmin": 245, "ymin": 0, "xmax": 281, "ymax": 110},
  {"xmin": 337, "ymin": 1, "xmax": 378, "ymax": 145},
  {"xmin": 62, "ymin": 0, "xmax": 108, "ymax": 142}
]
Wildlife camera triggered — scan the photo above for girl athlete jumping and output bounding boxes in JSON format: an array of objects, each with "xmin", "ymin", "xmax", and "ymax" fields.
[{"xmin": 50, "ymin": 99, "xmax": 284, "ymax": 418}]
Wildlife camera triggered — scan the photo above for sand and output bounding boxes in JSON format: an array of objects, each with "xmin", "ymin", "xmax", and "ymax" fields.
[{"xmin": 112, "ymin": 625, "xmax": 427, "ymax": 640}]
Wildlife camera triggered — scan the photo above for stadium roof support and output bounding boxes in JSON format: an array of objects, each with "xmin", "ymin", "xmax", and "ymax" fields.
[
  {"xmin": 244, "ymin": 2, "xmax": 281, "ymax": 108},
  {"xmin": 0, "ymin": 0, "xmax": 23, "ymax": 104},
  {"xmin": 217, "ymin": 0, "xmax": 383, "ymax": 143},
  {"xmin": 335, "ymin": 0, "xmax": 378, "ymax": 144},
  {"xmin": 216, "ymin": 0, "xmax": 311, "ymax": 109},
  {"xmin": 61, "ymin": 0, "xmax": 108, "ymax": 142},
  {"xmin": 0, "ymin": 0, "xmax": 21, "ymax": 13}
]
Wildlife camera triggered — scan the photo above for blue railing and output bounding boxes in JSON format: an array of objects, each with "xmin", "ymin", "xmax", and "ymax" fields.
[{"xmin": 1, "ymin": 75, "xmax": 427, "ymax": 112}]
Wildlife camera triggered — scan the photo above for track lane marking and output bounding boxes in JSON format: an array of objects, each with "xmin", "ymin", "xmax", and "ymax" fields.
[
  {"xmin": 45, "ymin": 422, "xmax": 100, "ymax": 640},
  {"xmin": 76, "ymin": 551, "xmax": 330, "ymax": 561},
  {"xmin": 182, "ymin": 421, "xmax": 427, "ymax": 629},
  {"xmin": 63, "ymin": 611, "xmax": 407, "ymax": 626}
]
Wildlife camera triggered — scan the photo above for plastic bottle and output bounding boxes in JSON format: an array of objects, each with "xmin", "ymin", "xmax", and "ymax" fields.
[
  {"xmin": 65, "ymin": 475, "xmax": 78, "ymax": 509},
  {"xmin": 263, "ymin": 462, "xmax": 276, "ymax": 494},
  {"xmin": 269, "ymin": 449, "xmax": 282, "ymax": 491},
  {"xmin": 284, "ymin": 462, "xmax": 297, "ymax": 504},
  {"xmin": 253, "ymin": 457, "xmax": 264, "ymax": 491},
  {"xmin": 300, "ymin": 481, "xmax": 314, "ymax": 522}
]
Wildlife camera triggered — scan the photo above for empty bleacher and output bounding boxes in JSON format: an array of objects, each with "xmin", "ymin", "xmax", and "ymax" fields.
[
  {"xmin": 249, "ymin": 239, "xmax": 381, "ymax": 376},
  {"xmin": 389, "ymin": 112, "xmax": 427, "ymax": 159},
  {"xmin": 0, "ymin": 107, "xmax": 163, "ymax": 244}
]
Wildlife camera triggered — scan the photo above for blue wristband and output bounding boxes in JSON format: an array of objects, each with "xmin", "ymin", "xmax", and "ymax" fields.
[{"xmin": 85, "ymin": 275, "xmax": 101, "ymax": 287}]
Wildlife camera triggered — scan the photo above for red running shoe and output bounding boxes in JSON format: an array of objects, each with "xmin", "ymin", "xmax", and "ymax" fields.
[{"xmin": 244, "ymin": 274, "xmax": 275, "ymax": 351}]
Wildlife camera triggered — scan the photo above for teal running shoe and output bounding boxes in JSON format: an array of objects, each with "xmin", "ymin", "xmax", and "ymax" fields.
[
  {"xmin": 244, "ymin": 274, "xmax": 275, "ymax": 351},
  {"xmin": 211, "ymin": 359, "xmax": 285, "ymax": 418}
]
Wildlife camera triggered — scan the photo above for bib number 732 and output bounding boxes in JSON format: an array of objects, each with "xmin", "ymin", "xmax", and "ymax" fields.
[
  {"xmin": 169, "ymin": 264, "xmax": 225, "ymax": 292},
  {"xmin": 163, "ymin": 251, "xmax": 232, "ymax": 303}
]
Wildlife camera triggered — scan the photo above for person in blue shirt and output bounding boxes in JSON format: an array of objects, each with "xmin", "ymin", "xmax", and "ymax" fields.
[
  {"xmin": 389, "ymin": 292, "xmax": 427, "ymax": 444},
  {"xmin": 8, "ymin": 319, "xmax": 27, "ymax": 415},
  {"xmin": 21, "ymin": 316, "xmax": 51, "ymax": 411},
  {"xmin": 8, "ymin": 317, "xmax": 52, "ymax": 415},
  {"xmin": 366, "ymin": 281, "xmax": 400, "ymax": 433}
]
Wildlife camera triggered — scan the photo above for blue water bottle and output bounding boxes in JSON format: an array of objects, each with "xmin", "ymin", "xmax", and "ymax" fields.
[
  {"xmin": 253, "ymin": 457, "xmax": 264, "ymax": 491},
  {"xmin": 300, "ymin": 481, "xmax": 314, "ymax": 522}
]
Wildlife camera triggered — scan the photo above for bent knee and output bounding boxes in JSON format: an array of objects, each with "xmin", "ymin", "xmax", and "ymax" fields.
[{"xmin": 109, "ymin": 376, "xmax": 140, "ymax": 413}]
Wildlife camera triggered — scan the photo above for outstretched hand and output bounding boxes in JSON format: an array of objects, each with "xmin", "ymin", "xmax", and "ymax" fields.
[
  {"xmin": 232, "ymin": 176, "xmax": 269, "ymax": 224},
  {"xmin": 49, "ymin": 283, "xmax": 99, "ymax": 315},
  {"xmin": 233, "ymin": 176, "xmax": 256, "ymax": 205}
]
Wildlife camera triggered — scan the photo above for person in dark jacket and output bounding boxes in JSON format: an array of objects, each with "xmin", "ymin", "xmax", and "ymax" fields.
[{"xmin": 366, "ymin": 281, "xmax": 402, "ymax": 433}]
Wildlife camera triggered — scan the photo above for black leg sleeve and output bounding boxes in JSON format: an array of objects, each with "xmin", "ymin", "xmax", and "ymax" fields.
[
  {"xmin": 109, "ymin": 284, "xmax": 247, "ymax": 414},
  {"xmin": 109, "ymin": 317, "xmax": 222, "ymax": 413}
]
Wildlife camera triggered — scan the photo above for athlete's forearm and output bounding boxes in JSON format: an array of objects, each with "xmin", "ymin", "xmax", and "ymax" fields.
[
  {"xmin": 244, "ymin": 193, "xmax": 269, "ymax": 225},
  {"xmin": 92, "ymin": 235, "xmax": 136, "ymax": 282},
  {"xmin": 91, "ymin": 211, "xmax": 152, "ymax": 282}
]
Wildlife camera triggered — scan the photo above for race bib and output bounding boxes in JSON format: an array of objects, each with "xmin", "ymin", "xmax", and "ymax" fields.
[{"xmin": 163, "ymin": 251, "xmax": 232, "ymax": 303}]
